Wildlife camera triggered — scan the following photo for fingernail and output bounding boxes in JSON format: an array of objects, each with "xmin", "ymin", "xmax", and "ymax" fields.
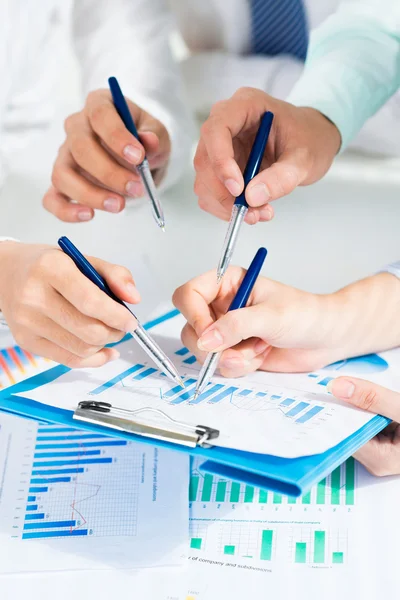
[
  {"xmin": 103, "ymin": 198, "xmax": 121, "ymax": 213},
  {"xmin": 77, "ymin": 210, "xmax": 93, "ymax": 221},
  {"xmin": 126, "ymin": 282, "xmax": 140, "ymax": 301},
  {"xmin": 327, "ymin": 378, "xmax": 355, "ymax": 399},
  {"xmin": 246, "ymin": 211, "xmax": 257, "ymax": 225},
  {"xmin": 247, "ymin": 183, "xmax": 270, "ymax": 207},
  {"xmin": 197, "ymin": 328, "xmax": 224, "ymax": 351},
  {"xmin": 224, "ymin": 179, "xmax": 242, "ymax": 197},
  {"xmin": 123, "ymin": 145, "xmax": 142, "ymax": 164},
  {"xmin": 254, "ymin": 339, "xmax": 269, "ymax": 354},
  {"xmin": 220, "ymin": 356, "xmax": 245, "ymax": 369},
  {"xmin": 126, "ymin": 181, "xmax": 144, "ymax": 197},
  {"xmin": 259, "ymin": 205, "xmax": 273, "ymax": 221}
]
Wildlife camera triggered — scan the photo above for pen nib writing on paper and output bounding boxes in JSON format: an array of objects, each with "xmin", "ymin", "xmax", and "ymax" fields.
[
  {"xmin": 196, "ymin": 247, "xmax": 268, "ymax": 397},
  {"xmin": 216, "ymin": 111, "xmax": 274, "ymax": 282}
]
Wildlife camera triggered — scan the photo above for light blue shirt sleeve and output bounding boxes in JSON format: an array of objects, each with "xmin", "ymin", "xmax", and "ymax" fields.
[{"xmin": 287, "ymin": 1, "xmax": 400, "ymax": 150}]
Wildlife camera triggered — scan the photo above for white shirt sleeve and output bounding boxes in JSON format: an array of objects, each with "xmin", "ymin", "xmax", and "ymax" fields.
[
  {"xmin": 72, "ymin": 0, "xmax": 195, "ymax": 190},
  {"xmin": 380, "ymin": 261, "xmax": 400, "ymax": 279}
]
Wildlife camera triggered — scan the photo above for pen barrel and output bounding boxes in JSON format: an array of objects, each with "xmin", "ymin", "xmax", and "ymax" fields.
[
  {"xmin": 217, "ymin": 204, "xmax": 247, "ymax": 279},
  {"xmin": 228, "ymin": 247, "xmax": 267, "ymax": 311},
  {"xmin": 196, "ymin": 352, "xmax": 221, "ymax": 397},
  {"xmin": 234, "ymin": 111, "xmax": 274, "ymax": 209},
  {"xmin": 137, "ymin": 159, "xmax": 165, "ymax": 227},
  {"xmin": 131, "ymin": 323, "xmax": 178, "ymax": 380}
]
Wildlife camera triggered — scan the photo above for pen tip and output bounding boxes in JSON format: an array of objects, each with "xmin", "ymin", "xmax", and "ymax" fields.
[
  {"xmin": 193, "ymin": 391, "xmax": 200, "ymax": 401},
  {"xmin": 161, "ymin": 226, "xmax": 166, "ymax": 233},
  {"xmin": 178, "ymin": 377, "xmax": 185, "ymax": 389},
  {"xmin": 216, "ymin": 274, "xmax": 222, "ymax": 284}
]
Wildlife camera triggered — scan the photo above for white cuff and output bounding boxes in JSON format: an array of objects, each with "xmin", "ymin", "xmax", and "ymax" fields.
[{"xmin": 380, "ymin": 261, "xmax": 400, "ymax": 279}]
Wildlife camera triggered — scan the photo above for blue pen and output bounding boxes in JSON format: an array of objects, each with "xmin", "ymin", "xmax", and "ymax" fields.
[
  {"xmin": 108, "ymin": 76, "xmax": 165, "ymax": 231},
  {"xmin": 193, "ymin": 247, "xmax": 268, "ymax": 399},
  {"xmin": 217, "ymin": 111, "xmax": 273, "ymax": 282},
  {"xmin": 58, "ymin": 237, "xmax": 184, "ymax": 388}
]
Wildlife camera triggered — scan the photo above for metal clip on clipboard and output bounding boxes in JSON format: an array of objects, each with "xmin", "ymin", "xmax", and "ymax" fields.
[{"xmin": 74, "ymin": 400, "xmax": 220, "ymax": 448}]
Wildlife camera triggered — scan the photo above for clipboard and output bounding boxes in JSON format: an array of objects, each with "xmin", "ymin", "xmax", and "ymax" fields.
[{"xmin": 0, "ymin": 309, "xmax": 390, "ymax": 497}]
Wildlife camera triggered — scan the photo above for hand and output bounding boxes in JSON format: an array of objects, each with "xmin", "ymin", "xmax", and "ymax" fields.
[
  {"xmin": 0, "ymin": 242, "xmax": 140, "ymax": 367},
  {"xmin": 328, "ymin": 377, "xmax": 400, "ymax": 477},
  {"xmin": 194, "ymin": 87, "xmax": 341, "ymax": 223},
  {"xmin": 43, "ymin": 89, "xmax": 171, "ymax": 222},
  {"xmin": 172, "ymin": 267, "xmax": 348, "ymax": 377}
]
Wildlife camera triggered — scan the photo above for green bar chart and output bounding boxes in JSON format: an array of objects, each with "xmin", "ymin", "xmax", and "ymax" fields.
[
  {"xmin": 189, "ymin": 457, "xmax": 356, "ymax": 506},
  {"xmin": 291, "ymin": 527, "xmax": 347, "ymax": 566}
]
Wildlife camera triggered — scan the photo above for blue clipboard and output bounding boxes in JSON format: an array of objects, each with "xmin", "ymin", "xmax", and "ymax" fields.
[{"xmin": 0, "ymin": 309, "xmax": 389, "ymax": 497}]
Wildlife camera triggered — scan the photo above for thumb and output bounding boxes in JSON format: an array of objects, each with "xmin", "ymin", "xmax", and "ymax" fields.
[
  {"xmin": 90, "ymin": 258, "xmax": 141, "ymax": 305},
  {"xmin": 245, "ymin": 148, "xmax": 309, "ymax": 207},
  {"xmin": 197, "ymin": 304, "xmax": 271, "ymax": 353},
  {"xmin": 327, "ymin": 377, "xmax": 400, "ymax": 422}
]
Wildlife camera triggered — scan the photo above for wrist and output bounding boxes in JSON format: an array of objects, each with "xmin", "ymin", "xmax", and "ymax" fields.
[{"xmin": 331, "ymin": 273, "xmax": 400, "ymax": 357}]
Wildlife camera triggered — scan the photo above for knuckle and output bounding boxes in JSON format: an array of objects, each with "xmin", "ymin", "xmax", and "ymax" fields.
[
  {"xmin": 110, "ymin": 264, "xmax": 132, "ymax": 281},
  {"xmin": 227, "ymin": 313, "xmax": 241, "ymax": 337},
  {"xmin": 70, "ymin": 136, "xmax": 89, "ymax": 164},
  {"xmin": 355, "ymin": 389, "xmax": 379, "ymax": 412},
  {"xmin": 51, "ymin": 165, "xmax": 67, "ymax": 190},
  {"xmin": 63, "ymin": 353, "xmax": 83, "ymax": 369},
  {"xmin": 84, "ymin": 324, "xmax": 111, "ymax": 347},
  {"xmin": 234, "ymin": 86, "xmax": 256, "ymax": 101},
  {"xmin": 13, "ymin": 330, "xmax": 31, "ymax": 350},
  {"xmin": 80, "ymin": 294, "xmax": 100, "ymax": 316},
  {"xmin": 209, "ymin": 100, "xmax": 227, "ymax": 118},
  {"xmin": 197, "ymin": 196, "xmax": 209, "ymax": 212},
  {"xmin": 89, "ymin": 102, "xmax": 108, "ymax": 126},
  {"xmin": 64, "ymin": 112, "xmax": 79, "ymax": 133},
  {"xmin": 193, "ymin": 151, "xmax": 205, "ymax": 173}
]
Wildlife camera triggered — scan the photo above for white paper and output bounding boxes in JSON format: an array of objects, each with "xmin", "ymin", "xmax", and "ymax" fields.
[
  {"xmin": 0, "ymin": 412, "xmax": 189, "ymax": 574},
  {"xmin": 18, "ymin": 310, "xmax": 400, "ymax": 458}
]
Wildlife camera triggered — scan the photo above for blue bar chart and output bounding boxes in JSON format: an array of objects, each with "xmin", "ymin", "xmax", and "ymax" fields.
[{"xmin": 12, "ymin": 423, "xmax": 142, "ymax": 541}]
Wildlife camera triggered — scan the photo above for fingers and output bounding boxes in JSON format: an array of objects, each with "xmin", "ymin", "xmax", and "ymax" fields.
[
  {"xmin": 91, "ymin": 257, "xmax": 141, "ymax": 304},
  {"xmin": 173, "ymin": 268, "xmax": 246, "ymax": 337},
  {"xmin": 85, "ymin": 91, "xmax": 145, "ymax": 166},
  {"xmin": 352, "ymin": 429, "xmax": 400, "ymax": 477},
  {"xmin": 181, "ymin": 322, "xmax": 271, "ymax": 378},
  {"xmin": 198, "ymin": 109, "xmax": 244, "ymax": 196},
  {"xmin": 25, "ymin": 336, "xmax": 120, "ymax": 369},
  {"xmin": 327, "ymin": 377, "xmax": 400, "ymax": 422},
  {"xmin": 245, "ymin": 148, "xmax": 309, "ymax": 207},
  {"xmin": 42, "ymin": 187, "xmax": 95, "ymax": 223},
  {"xmin": 65, "ymin": 119, "xmax": 141, "ymax": 197},
  {"xmin": 43, "ymin": 253, "xmax": 138, "ymax": 333},
  {"xmin": 196, "ymin": 304, "xmax": 278, "ymax": 353},
  {"xmin": 41, "ymin": 289, "xmax": 126, "ymax": 347}
]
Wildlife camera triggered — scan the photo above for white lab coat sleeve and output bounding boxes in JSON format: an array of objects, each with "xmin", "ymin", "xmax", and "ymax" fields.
[{"xmin": 72, "ymin": 0, "xmax": 194, "ymax": 190}]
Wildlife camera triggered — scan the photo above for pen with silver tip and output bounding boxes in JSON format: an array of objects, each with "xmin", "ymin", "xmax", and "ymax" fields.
[
  {"xmin": 108, "ymin": 76, "xmax": 166, "ymax": 231},
  {"xmin": 193, "ymin": 247, "xmax": 267, "ymax": 401},
  {"xmin": 58, "ymin": 237, "xmax": 184, "ymax": 389},
  {"xmin": 216, "ymin": 112, "xmax": 274, "ymax": 283}
]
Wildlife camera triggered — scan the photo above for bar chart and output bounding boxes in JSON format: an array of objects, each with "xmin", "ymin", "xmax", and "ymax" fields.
[
  {"xmin": 190, "ymin": 457, "xmax": 355, "ymax": 508},
  {"xmin": 290, "ymin": 527, "xmax": 347, "ymax": 566},
  {"xmin": 190, "ymin": 520, "xmax": 276, "ymax": 562},
  {"xmin": 13, "ymin": 423, "xmax": 142, "ymax": 541}
]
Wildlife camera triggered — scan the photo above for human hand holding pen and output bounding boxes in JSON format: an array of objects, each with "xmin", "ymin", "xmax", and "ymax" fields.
[
  {"xmin": 194, "ymin": 87, "xmax": 341, "ymax": 224},
  {"xmin": 173, "ymin": 269, "xmax": 400, "ymax": 378},
  {"xmin": 0, "ymin": 242, "xmax": 140, "ymax": 367},
  {"xmin": 43, "ymin": 89, "xmax": 171, "ymax": 222}
]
